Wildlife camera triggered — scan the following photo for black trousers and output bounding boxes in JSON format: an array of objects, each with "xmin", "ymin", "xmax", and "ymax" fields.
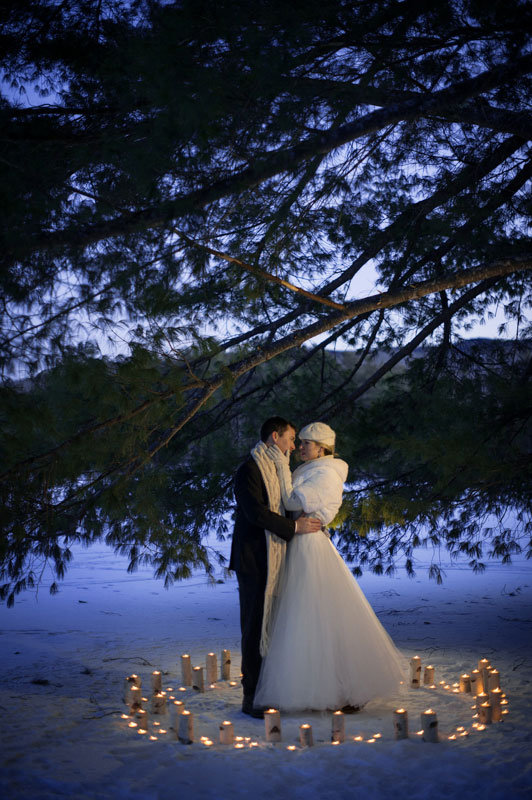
[{"xmin": 236, "ymin": 571, "xmax": 267, "ymax": 699}]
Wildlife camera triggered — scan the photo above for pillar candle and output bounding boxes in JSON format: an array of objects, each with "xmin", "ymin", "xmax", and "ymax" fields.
[
  {"xmin": 488, "ymin": 669, "xmax": 501, "ymax": 690},
  {"xmin": 423, "ymin": 665, "xmax": 435, "ymax": 685},
  {"xmin": 478, "ymin": 702, "xmax": 492, "ymax": 725},
  {"xmin": 129, "ymin": 686, "xmax": 143, "ymax": 712},
  {"xmin": 134, "ymin": 707, "xmax": 149, "ymax": 731},
  {"xmin": 178, "ymin": 710, "xmax": 194, "ymax": 744},
  {"xmin": 393, "ymin": 708, "xmax": 408, "ymax": 740},
  {"xmin": 150, "ymin": 692, "xmax": 167, "ymax": 714},
  {"xmin": 151, "ymin": 670, "xmax": 162, "ymax": 694},
  {"xmin": 421, "ymin": 709, "xmax": 439, "ymax": 743},
  {"xmin": 265, "ymin": 708, "xmax": 282, "ymax": 742},
  {"xmin": 181, "ymin": 654, "xmax": 193, "ymax": 686},
  {"xmin": 192, "ymin": 666, "xmax": 205, "ymax": 692},
  {"xmin": 459, "ymin": 674, "xmax": 471, "ymax": 693},
  {"xmin": 410, "ymin": 656, "xmax": 421, "ymax": 688},
  {"xmin": 123, "ymin": 674, "xmax": 141, "ymax": 705},
  {"xmin": 331, "ymin": 711, "xmax": 345, "ymax": 744},
  {"xmin": 476, "ymin": 691, "xmax": 489, "ymax": 712},
  {"xmin": 489, "ymin": 688, "xmax": 503, "ymax": 722},
  {"xmin": 206, "ymin": 653, "xmax": 217, "ymax": 685},
  {"xmin": 219, "ymin": 720, "xmax": 234, "ymax": 745},
  {"xmin": 169, "ymin": 700, "xmax": 185, "ymax": 731},
  {"xmin": 221, "ymin": 649, "xmax": 231, "ymax": 680},
  {"xmin": 300, "ymin": 723, "xmax": 314, "ymax": 747},
  {"xmin": 470, "ymin": 669, "xmax": 484, "ymax": 695}
]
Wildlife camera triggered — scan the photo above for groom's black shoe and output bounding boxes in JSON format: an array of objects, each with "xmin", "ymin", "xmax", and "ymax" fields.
[{"xmin": 242, "ymin": 696, "xmax": 265, "ymax": 718}]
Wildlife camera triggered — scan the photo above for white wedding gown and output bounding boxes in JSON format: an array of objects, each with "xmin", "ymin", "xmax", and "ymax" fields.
[
  {"xmin": 254, "ymin": 455, "xmax": 405, "ymax": 711},
  {"xmin": 254, "ymin": 531, "xmax": 405, "ymax": 711}
]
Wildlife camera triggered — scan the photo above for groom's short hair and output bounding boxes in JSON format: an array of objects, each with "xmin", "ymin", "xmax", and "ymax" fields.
[{"xmin": 260, "ymin": 416, "xmax": 295, "ymax": 443}]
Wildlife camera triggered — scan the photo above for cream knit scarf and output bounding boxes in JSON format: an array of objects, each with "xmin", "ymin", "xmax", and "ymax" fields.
[{"xmin": 251, "ymin": 440, "xmax": 287, "ymax": 656}]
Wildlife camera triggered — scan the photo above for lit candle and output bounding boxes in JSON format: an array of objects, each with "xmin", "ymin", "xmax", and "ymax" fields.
[
  {"xmin": 479, "ymin": 702, "xmax": 492, "ymax": 725},
  {"xmin": 221, "ymin": 649, "xmax": 231, "ymax": 680},
  {"xmin": 192, "ymin": 666, "xmax": 205, "ymax": 693},
  {"xmin": 265, "ymin": 708, "xmax": 282, "ymax": 742},
  {"xmin": 393, "ymin": 708, "xmax": 408, "ymax": 740},
  {"xmin": 490, "ymin": 688, "xmax": 503, "ymax": 722},
  {"xmin": 287, "ymin": 745, "xmax": 297, "ymax": 751},
  {"xmin": 129, "ymin": 686, "xmax": 142, "ymax": 713},
  {"xmin": 235, "ymin": 742, "xmax": 245, "ymax": 749},
  {"xmin": 488, "ymin": 669, "xmax": 500, "ymax": 690},
  {"xmin": 299, "ymin": 723, "xmax": 313, "ymax": 747},
  {"xmin": 135, "ymin": 708, "xmax": 149, "ymax": 730},
  {"xmin": 169, "ymin": 700, "xmax": 185, "ymax": 732},
  {"xmin": 478, "ymin": 658, "xmax": 491, "ymax": 691},
  {"xmin": 423, "ymin": 665, "xmax": 435, "ymax": 685},
  {"xmin": 331, "ymin": 710, "xmax": 345, "ymax": 744},
  {"xmin": 181, "ymin": 654, "xmax": 193, "ymax": 686},
  {"xmin": 219, "ymin": 720, "xmax": 234, "ymax": 745},
  {"xmin": 353, "ymin": 735, "xmax": 363, "ymax": 742},
  {"xmin": 470, "ymin": 669, "xmax": 484, "ymax": 695},
  {"xmin": 206, "ymin": 653, "xmax": 217, "ymax": 685},
  {"xmin": 123, "ymin": 674, "xmax": 142, "ymax": 705},
  {"xmin": 229, "ymin": 680, "xmax": 238, "ymax": 687},
  {"xmin": 476, "ymin": 691, "xmax": 489, "ymax": 712},
  {"xmin": 459, "ymin": 674, "xmax": 471, "ymax": 693},
  {"xmin": 478, "ymin": 657, "xmax": 490, "ymax": 670},
  {"xmin": 410, "ymin": 656, "xmax": 421, "ymax": 688},
  {"xmin": 178, "ymin": 710, "xmax": 194, "ymax": 744},
  {"xmin": 151, "ymin": 670, "xmax": 162, "ymax": 694},
  {"xmin": 150, "ymin": 692, "xmax": 167, "ymax": 714},
  {"xmin": 421, "ymin": 709, "xmax": 439, "ymax": 743}
]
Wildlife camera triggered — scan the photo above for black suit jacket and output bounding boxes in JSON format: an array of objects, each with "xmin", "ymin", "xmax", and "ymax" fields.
[{"xmin": 229, "ymin": 456, "xmax": 295, "ymax": 578}]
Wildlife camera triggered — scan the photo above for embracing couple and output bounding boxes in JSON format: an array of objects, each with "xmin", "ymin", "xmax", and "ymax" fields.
[{"xmin": 229, "ymin": 416, "xmax": 404, "ymax": 718}]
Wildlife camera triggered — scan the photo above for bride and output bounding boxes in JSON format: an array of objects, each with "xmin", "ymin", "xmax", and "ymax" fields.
[{"xmin": 253, "ymin": 421, "xmax": 405, "ymax": 712}]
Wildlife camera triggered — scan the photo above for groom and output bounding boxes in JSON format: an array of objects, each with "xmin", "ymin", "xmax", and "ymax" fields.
[{"xmin": 229, "ymin": 416, "xmax": 322, "ymax": 717}]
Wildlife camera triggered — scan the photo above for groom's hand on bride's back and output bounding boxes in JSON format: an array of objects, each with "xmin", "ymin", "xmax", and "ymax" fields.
[{"xmin": 295, "ymin": 517, "xmax": 322, "ymax": 534}]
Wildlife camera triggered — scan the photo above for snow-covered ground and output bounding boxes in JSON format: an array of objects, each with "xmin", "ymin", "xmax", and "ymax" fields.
[{"xmin": 1, "ymin": 538, "xmax": 531, "ymax": 799}]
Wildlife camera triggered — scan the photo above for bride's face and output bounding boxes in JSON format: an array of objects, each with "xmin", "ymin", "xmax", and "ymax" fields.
[{"xmin": 298, "ymin": 439, "xmax": 323, "ymax": 461}]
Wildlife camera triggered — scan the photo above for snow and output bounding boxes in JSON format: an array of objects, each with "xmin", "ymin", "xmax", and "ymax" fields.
[{"xmin": 1, "ymin": 539, "xmax": 531, "ymax": 800}]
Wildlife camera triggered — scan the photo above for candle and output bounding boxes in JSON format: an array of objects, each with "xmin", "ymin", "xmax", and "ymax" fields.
[
  {"xmin": 151, "ymin": 670, "xmax": 162, "ymax": 693},
  {"xmin": 129, "ymin": 686, "xmax": 142, "ymax": 712},
  {"xmin": 299, "ymin": 723, "xmax": 314, "ymax": 747},
  {"xmin": 229, "ymin": 680, "xmax": 238, "ymax": 687},
  {"xmin": 206, "ymin": 653, "xmax": 217, "ymax": 685},
  {"xmin": 265, "ymin": 708, "xmax": 282, "ymax": 742},
  {"xmin": 488, "ymin": 669, "xmax": 501, "ymax": 690},
  {"xmin": 479, "ymin": 702, "xmax": 492, "ymax": 725},
  {"xmin": 478, "ymin": 657, "xmax": 490, "ymax": 671},
  {"xmin": 123, "ymin": 674, "xmax": 141, "ymax": 705},
  {"xmin": 192, "ymin": 666, "xmax": 205, "ymax": 693},
  {"xmin": 421, "ymin": 709, "xmax": 439, "ymax": 743},
  {"xmin": 393, "ymin": 708, "xmax": 408, "ymax": 740},
  {"xmin": 135, "ymin": 708, "xmax": 149, "ymax": 731},
  {"xmin": 490, "ymin": 688, "xmax": 503, "ymax": 722},
  {"xmin": 219, "ymin": 720, "xmax": 234, "ymax": 745},
  {"xmin": 181, "ymin": 654, "xmax": 193, "ymax": 686},
  {"xmin": 178, "ymin": 710, "xmax": 194, "ymax": 744},
  {"xmin": 476, "ymin": 691, "xmax": 489, "ymax": 712},
  {"xmin": 410, "ymin": 656, "xmax": 421, "ymax": 688},
  {"xmin": 459, "ymin": 673, "xmax": 471, "ymax": 693},
  {"xmin": 150, "ymin": 692, "xmax": 167, "ymax": 714},
  {"xmin": 423, "ymin": 665, "xmax": 435, "ymax": 685},
  {"xmin": 169, "ymin": 700, "xmax": 185, "ymax": 732},
  {"xmin": 221, "ymin": 649, "xmax": 231, "ymax": 680},
  {"xmin": 470, "ymin": 669, "xmax": 484, "ymax": 695},
  {"xmin": 331, "ymin": 710, "xmax": 345, "ymax": 744}
]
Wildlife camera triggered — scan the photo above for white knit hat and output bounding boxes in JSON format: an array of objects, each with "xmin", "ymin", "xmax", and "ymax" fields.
[{"xmin": 298, "ymin": 421, "xmax": 336, "ymax": 449}]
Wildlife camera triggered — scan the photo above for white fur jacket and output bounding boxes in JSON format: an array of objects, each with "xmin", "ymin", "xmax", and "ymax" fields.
[{"xmin": 268, "ymin": 452, "xmax": 348, "ymax": 526}]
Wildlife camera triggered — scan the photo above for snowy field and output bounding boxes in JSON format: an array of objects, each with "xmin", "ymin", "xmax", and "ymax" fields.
[{"xmin": 0, "ymin": 535, "xmax": 531, "ymax": 800}]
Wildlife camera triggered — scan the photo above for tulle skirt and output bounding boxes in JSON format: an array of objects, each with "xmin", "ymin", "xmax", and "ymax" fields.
[{"xmin": 254, "ymin": 532, "xmax": 406, "ymax": 711}]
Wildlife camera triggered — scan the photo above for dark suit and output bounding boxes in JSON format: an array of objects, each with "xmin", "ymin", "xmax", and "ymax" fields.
[{"xmin": 230, "ymin": 456, "xmax": 295, "ymax": 699}]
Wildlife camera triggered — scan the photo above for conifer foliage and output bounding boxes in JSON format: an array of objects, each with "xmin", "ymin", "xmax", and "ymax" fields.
[{"xmin": 1, "ymin": 0, "xmax": 531, "ymax": 603}]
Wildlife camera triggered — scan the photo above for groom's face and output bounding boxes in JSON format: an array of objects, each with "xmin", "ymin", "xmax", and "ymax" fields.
[{"xmin": 272, "ymin": 425, "xmax": 297, "ymax": 456}]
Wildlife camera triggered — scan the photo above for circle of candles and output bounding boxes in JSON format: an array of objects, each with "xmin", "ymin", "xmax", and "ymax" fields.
[
  {"xmin": 178, "ymin": 710, "xmax": 194, "ymax": 744},
  {"xmin": 421, "ymin": 709, "xmax": 439, "ymax": 743},
  {"xmin": 221, "ymin": 649, "xmax": 231, "ymax": 680},
  {"xmin": 151, "ymin": 670, "xmax": 162, "ymax": 693},
  {"xmin": 169, "ymin": 700, "xmax": 185, "ymax": 732},
  {"xmin": 410, "ymin": 656, "xmax": 421, "ymax": 688},
  {"xmin": 192, "ymin": 666, "xmax": 205, "ymax": 693},
  {"xmin": 181, "ymin": 654, "xmax": 193, "ymax": 686},
  {"xmin": 423, "ymin": 665, "xmax": 435, "ymax": 685},
  {"xmin": 299, "ymin": 723, "xmax": 314, "ymax": 747},
  {"xmin": 459, "ymin": 674, "xmax": 471, "ymax": 693},
  {"xmin": 331, "ymin": 710, "xmax": 345, "ymax": 744},
  {"xmin": 219, "ymin": 720, "xmax": 234, "ymax": 745},
  {"xmin": 150, "ymin": 692, "xmax": 167, "ymax": 714},
  {"xmin": 206, "ymin": 653, "xmax": 217, "ymax": 685},
  {"xmin": 479, "ymin": 702, "xmax": 492, "ymax": 725},
  {"xmin": 393, "ymin": 708, "xmax": 409, "ymax": 740},
  {"xmin": 265, "ymin": 708, "xmax": 282, "ymax": 742}
]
